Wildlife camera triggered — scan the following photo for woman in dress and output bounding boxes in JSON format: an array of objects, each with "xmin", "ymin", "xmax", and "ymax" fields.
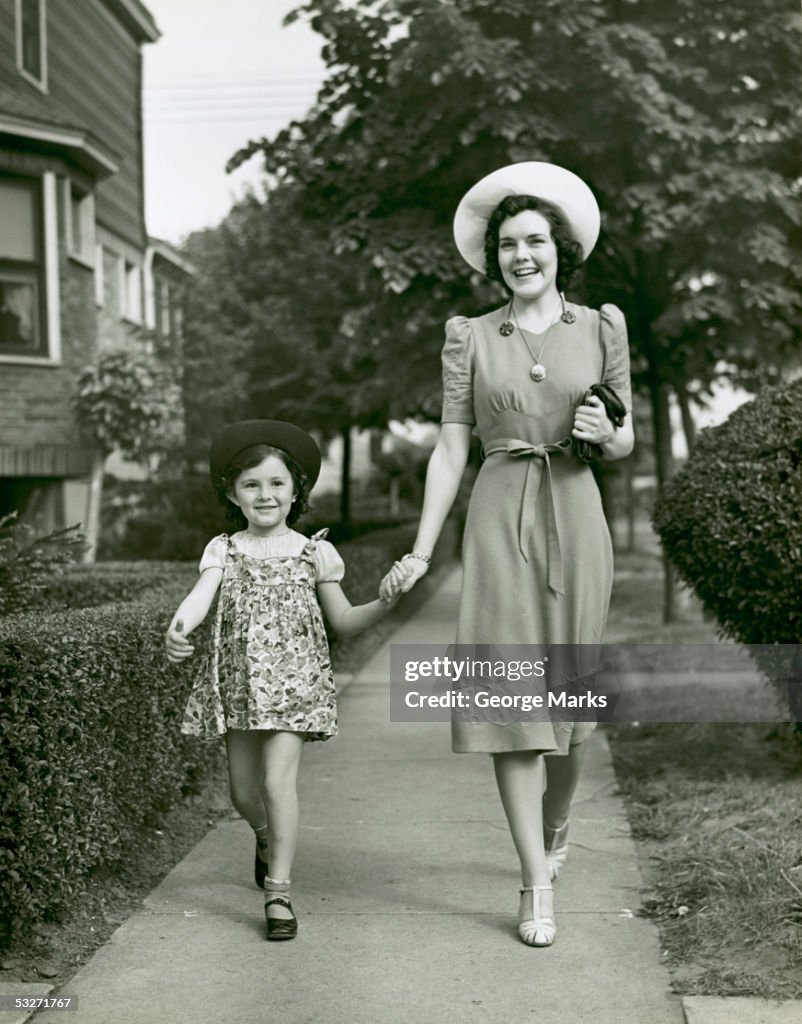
[{"xmin": 382, "ymin": 162, "xmax": 634, "ymax": 946}]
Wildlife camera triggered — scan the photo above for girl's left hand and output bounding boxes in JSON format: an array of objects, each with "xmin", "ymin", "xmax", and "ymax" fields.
[
  {"xmin": 572, "ymin": 395, "xmax": 614, "ymax": 446},
  {"xmin": 379, "ymin": 561, "xmax": 413, "ymax": 604}
]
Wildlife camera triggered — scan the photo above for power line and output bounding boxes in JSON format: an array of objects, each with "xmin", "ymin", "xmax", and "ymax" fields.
[
  {"xmin": 146, "ymin": 75, "xmax": 324, "ymax": 89},
  {"xmin": 145, "ymin": 94, "xmax": 318, "ymax": 106},
  {"xmin": 146, "ymin": 114, "xmax": 307, "ymax": 125}
]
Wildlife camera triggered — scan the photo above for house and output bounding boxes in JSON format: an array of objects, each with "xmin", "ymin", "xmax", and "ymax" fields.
[{"xmin": 0, "ymin": 0, "xmax": 191, "ymax": 538}]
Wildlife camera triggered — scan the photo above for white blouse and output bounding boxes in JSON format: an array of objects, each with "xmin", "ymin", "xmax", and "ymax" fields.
[{"xmin": 198, "ymin": 530, "xmax": 345, "ymax": 582}]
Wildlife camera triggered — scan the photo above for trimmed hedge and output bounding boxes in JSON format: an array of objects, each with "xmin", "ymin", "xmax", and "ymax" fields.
[
  {"xmin": 0, "ymin": 522, "xmax": 451, "ymax": 947},
  {"xmin": 653, "ymin": 378, "xmax": 802, "ymax": 714},
  {"xmin": 42, "ymin": 562, "xmax": 197, "ymax": 610},
  {"xmin": 0, "ymin": 581, "xmax": 218, "ymax": 948}
]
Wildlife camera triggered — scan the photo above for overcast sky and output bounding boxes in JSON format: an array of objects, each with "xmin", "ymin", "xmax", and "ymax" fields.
[{"xmin": 143, "ymin": 0, "xmax": 326, "ymax": 243}]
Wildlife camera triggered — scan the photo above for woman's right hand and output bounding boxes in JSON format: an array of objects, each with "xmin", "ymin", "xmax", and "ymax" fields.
[{"xmin": 165, "ymin": 619, "xmax": 195, "ymax": 663}]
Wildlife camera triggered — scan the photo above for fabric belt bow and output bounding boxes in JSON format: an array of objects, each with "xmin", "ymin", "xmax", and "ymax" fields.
[{"xmin": 481, "ymin": 437, "xmax": 573, "ymax": 595}]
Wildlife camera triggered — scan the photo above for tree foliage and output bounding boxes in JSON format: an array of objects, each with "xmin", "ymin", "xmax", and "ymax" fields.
[
  {"xmin": 227, "ymin": 0, "xmax": 800, "ymax": 430},
  {"xmin": 0, "ymin": 513, "xmax": 86, "ymax": 616},
  {"xmin": 73, "ymin": 349, "xmax": 182, "ymax": 461},
  {"xmin": 182, "ymin": 181, "xmax": 445, "ymax": 453}
]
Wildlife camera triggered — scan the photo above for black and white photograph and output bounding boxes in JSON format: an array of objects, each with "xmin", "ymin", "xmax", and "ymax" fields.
[{"xmin": 1, "ymin": 1, "xmax": 800, "ymax": 1022}]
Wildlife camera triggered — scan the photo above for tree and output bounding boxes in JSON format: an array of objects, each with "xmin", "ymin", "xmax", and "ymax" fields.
[
  {"xmin": 230, "ymin": 0, "xmax": 800, "ymax": 615},
  {"xmin": 183, "ymin": 185, "xmax": 443, "ymax": 518},
  {"xmin": 73, "ymin": 349, "xmax": 181, "ymax": 559}
]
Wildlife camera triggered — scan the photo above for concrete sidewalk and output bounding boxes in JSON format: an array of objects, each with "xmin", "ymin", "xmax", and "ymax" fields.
[{"xmin": 33, "ymin": 568, "xmax": 684, "ymax": 1024}]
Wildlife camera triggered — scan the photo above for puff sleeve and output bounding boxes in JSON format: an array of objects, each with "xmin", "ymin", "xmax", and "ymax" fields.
[
  {"xmin": 199, "ymin": 534, "xmax": 227, "ymax": 574},
  {"xmin": 440, "ymin": 316, "xmax": 476, "ymax": 425},
  {"xmin": 600, "ymin": 304, "xmax": 633, "ymax": 413},
  {"xmin": 314, "ymin": 540, "xmax": 345, "ymax": 583}
]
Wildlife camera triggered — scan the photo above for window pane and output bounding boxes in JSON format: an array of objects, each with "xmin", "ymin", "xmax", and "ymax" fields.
[
  {"xmin": 0, "ymin": 276, "xmax": 40, "ymax": 351},
  {"xmin": 21, "ymin": 0, "xmax": 42, "ymax": 78},
  {"xmin": 70, "ymin": 187, "xmax": 83, "ymax": 253},
  {"xmin": 0, "ymin": 180, "xmax": 36, "ymax": 261},
  {"xmin": 157, "ymin": 279, "xmax": 170, "ymax": 336},
  {"xmin": 125, "ymin": 262, "xmax": 140, "ymax": 321}
]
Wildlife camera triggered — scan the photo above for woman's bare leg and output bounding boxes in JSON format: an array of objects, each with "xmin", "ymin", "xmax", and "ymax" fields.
[
  {"xmin": 493, "ymin": 751, "xmax": 550, "ymax": 887},
  {"xmin": 493, "ymin": 751, "xmax": 554, "ymax": 939},
  {"xmin": 542, "ymin": 740, "xmax": 587, "ymax": 827}
]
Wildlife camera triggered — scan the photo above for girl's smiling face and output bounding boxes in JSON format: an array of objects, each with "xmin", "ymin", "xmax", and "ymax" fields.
[
  {"xmin": 229, "ymin": 454, "xmax": 296, "ymax": 536},
  {"xmin": 498, "ymin": 209, "xmax": 559, "ymax": 301}
]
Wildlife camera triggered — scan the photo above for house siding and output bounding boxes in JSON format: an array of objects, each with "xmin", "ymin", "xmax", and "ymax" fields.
[
  {"xmin": 1, "ymin": 1, "xmax": 156, "ymax": 491},
  {"xmin": 0, "ymin": 5, "xmax": 14, "ymax": 72},
  {"xmin": 0, "ymin": 1, "xmax": 191, "ymax": 542},
  {"xmin": 43, "ymin": 0, "xmax": 146, "ymax": 248}
]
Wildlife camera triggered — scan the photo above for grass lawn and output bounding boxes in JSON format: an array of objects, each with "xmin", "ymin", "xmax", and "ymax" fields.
[{"xmin": 604, "ymin": 538, "xmax": 802, "ymax": 999}]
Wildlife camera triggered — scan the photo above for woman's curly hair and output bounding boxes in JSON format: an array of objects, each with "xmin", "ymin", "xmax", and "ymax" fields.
[
  {"xmin": 483, "ymin": 194, "xmax": 584, "ymax": 294},
  {"xmin": 213, "ymin": 443, "xmax": 312, "ymax": 531}
]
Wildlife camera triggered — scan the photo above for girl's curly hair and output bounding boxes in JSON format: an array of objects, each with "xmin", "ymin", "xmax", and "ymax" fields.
[
  {"xmin": 483, "ymin": 194, "xmax": 584, "ymax": 294},
  {"xmin": 214, "ymin": 444, "xmax": 312, "ymax": 531}
]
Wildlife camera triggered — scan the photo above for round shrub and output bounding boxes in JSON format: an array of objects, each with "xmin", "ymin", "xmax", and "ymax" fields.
[{"xmin": 653, "ymin": 377, "xmax": 802, "ymax": 717}]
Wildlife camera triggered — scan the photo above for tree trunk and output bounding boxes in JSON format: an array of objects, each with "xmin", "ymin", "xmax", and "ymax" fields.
[
  {"xmin": 83, "ymin": 450, "xmax": 106, "ymax": 563},
  {"xmin": 389, "ymin": 475, "xmax": 400, "ymax": 516},
  {"xmin": 625, "ymin": 457, "xmax": 636, "ymax": 552},
  {"xmin": 674, "ymin": 376, "xmax": 697, "ymax": 455},
  {"xmin": 649, "ymin": 376, "xmax": 676, "ymax": 622},
  {"xmin": 339, "ymin": 425, "xmax": 351, "ymax": 525},
  {"xmin": 592, "ymin": 464, "xmax": 616, "ymax": 550}
]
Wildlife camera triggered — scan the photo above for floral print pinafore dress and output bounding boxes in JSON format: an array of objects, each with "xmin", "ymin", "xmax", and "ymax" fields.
[{"xmin": 181, "ymin": 532, "xmax": 338, "ymax": 741}]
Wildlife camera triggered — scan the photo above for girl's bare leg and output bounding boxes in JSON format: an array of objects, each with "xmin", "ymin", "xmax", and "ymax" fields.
[
  {"xmin": 225, "ymin": 729, "xmax": 269, "ymax": 828},
  {"xmin": 260, "ymin": 730, "xmax": 305, "ymax": 920}
]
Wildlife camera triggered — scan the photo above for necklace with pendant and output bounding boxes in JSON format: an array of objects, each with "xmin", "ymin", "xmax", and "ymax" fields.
[
  {"xmin": 510, "ymin": 298, "xmax": 563, "ymax": 383},
  {"xmin": 499, "ymin": 291, "xmax": 576, "ymax": 338}
]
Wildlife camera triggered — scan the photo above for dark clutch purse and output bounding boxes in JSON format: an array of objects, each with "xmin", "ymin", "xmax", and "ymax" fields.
[{"xmin": 572, "ymin": 382, "xmax": 627, "ymax": 463}]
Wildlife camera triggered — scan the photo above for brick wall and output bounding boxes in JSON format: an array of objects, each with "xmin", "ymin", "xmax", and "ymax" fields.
[{"xmin": 0, "ymin": 241, "xmax": 96, "ymax": 452}]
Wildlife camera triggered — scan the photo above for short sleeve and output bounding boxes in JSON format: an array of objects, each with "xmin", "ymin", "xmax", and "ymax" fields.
[
  {"xmin": 199, "ymin": 535, "xmax": 227, "ymax": 574},
  {"xmin": 600, "ymin": 304, "xmax": 633, "ymax": 413},
  {"xmin": 440, "ymin": 316, "xmax": 476, "ymax": 425},
  {"xmin": 314, "ymin": 539, "xmax": 345, "ymax": 583}
]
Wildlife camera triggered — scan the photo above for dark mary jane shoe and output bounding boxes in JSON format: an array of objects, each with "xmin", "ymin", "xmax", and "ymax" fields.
[{"xmin": 265, "ymin": 895, "xmax": 298, "ymax": 941}]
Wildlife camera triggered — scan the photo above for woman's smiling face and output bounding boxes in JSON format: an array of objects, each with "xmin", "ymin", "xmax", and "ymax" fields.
[{"xmin": 497, "ymin": 209, "xmax": 559, "ymax": 300}]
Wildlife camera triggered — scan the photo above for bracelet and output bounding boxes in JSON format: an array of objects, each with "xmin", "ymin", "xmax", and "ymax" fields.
[{"xmin": 402, "ymin": 551, "xmax": 432, "ymax": 565}]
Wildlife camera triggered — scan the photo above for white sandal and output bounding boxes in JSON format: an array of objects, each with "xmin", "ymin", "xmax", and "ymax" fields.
[
  {"xmin": 518, "ymin": 885, "xmax": 556, "ymax": 947},
  {"xmin": 544, "ymin": 819, "xmax": 570, "ymax": 880}
]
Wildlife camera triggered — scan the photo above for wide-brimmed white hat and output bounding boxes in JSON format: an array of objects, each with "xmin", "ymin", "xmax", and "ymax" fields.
[{"xmin": 453, "ymin": 161, "xmax": 600, "ymax": 274}]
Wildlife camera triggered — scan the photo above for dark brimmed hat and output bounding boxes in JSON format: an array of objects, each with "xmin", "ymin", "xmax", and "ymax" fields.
[{"xmin": 209, "ymin": 420, "xmax": 321, "ymax": 487}]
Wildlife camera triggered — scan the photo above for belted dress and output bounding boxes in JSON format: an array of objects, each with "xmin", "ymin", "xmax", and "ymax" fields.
[{"xmin": 441, "ymin": 301, "xmax": 632, "ymax": 754}]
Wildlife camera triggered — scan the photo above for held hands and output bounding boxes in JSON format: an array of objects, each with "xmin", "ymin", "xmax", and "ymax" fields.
[
  {"xmin": 572, "ymin": 394, "xmax": 614, "ymax": 447},
  {"xmin": 379, "ymin": 560, "xmax": 412, "ymax": 605},
  {"xmin": 379, "ymin": 555, "xmax": 428, "ymax": 603},
  {"xmin": 165, "ymin": 619, "xmax": 194, "ymax": 663}
]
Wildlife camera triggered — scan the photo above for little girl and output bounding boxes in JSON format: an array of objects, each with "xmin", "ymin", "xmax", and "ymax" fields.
[{"xmin": 165, "ymin": 420, "xmax": 408, "ymax": 941}]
